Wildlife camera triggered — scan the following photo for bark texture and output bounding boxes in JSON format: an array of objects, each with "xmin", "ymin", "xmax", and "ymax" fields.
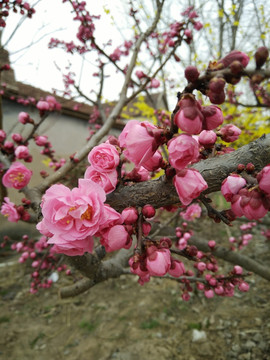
[{"xmin": 106, "ymin": 134, "xmax": 270, "ymax": 211}]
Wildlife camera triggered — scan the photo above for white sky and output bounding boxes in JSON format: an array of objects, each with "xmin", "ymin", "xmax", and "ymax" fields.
[
  {"xmin": 3, "ymin": 0, "xmax": 268, "ymax": 108},
  {"xmin": 2, "ymin": 0, "xmax": 132, "ymax": 101}
]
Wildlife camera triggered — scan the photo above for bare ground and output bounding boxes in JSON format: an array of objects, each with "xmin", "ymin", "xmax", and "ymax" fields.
[{"xmin": 0, "ymin": 249, "xmax": 270, "ymax": 360}]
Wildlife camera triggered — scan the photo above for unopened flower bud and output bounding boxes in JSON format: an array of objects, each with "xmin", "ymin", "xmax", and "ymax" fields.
[
  {"xmin": 142, "ymin": 204, "xmax": 156, "ymax": 218},
  {"xmin": 246, "ymin": 162, "xmax": 255, "ymax": 173},
  {"xmin": 208, "ymin": 90, "xmax": 225, "ymax": 105},
  {"xmin": 255, "ymin": 46, "xmax": 269, "ymax": 68},
  {"xmin": 229, "ymin": 60, "xmax": 243, "ymax": 75},
  {"xmin": 184, "ymin": 66, "xmax": 200, "ymax": 82},
  {"xmin": 209, "ymin": 77, "xmax": 226, "ymax": 93}
]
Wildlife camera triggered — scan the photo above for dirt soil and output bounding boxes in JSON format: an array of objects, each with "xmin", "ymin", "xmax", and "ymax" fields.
[{"xmin": 0, "ymin": 223, "xmax": 270, "ymax": 360}]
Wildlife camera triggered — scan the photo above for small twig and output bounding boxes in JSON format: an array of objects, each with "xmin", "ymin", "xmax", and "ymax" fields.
[{"xmin": 199, "ymin": 194, "xmax": 231, "ymax": 225}]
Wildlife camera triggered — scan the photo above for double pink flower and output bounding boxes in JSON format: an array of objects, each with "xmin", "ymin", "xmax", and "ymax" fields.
[
  {"xmin": 85, "ymin": 143, "xmax": 120, "ymax": 194},
  {"xmin": 2, "ymin": 162, "xmax": 32, "ymax": 190}
]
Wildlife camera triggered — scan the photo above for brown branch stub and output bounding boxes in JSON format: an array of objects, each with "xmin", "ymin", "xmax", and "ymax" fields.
[
  {"xmin": 60, "ymin": 247, "xmax": 133, "ymax": 298},
  {"xmin": 59, "ymin": 278, "xmax": 94, "ymax": 299}
]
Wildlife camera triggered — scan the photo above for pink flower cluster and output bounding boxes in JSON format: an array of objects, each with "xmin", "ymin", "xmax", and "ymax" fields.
[
  {"xmin": 221, "ymin": 165, "xmax": 270, "ymax": 220},
  {"xmin": 36, "ymin": 179, "xmax": 132, "ymax": 256},
  {"xmin": 129, "ymin": 238, "xmax": 185, "ymax": 285},
  {"xmin": 84, "ymin": 142, "xmax": 120, "ymax": 194},
  {"xmin": 174, "ymin": 93, "xmax": 224, "ymax": 135},
  {"xmin": 1, "ymin": 196, "xmax": 31, "ymax": 222},
  {"xmin": 36, "ymin": 96, "xmax": 61, "ymax": 113}
]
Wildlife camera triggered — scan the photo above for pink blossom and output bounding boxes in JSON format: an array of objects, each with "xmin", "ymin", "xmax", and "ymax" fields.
[
  {"xmin": 257, "ymin": 164, "xmax": 270, "ymax": 195},
  {"xmin": 168, "ymin": 134, "xmax": 199, "ymax": 170},
  {"xmin": 221, "ymin": 174, "xmax": 247, "ymax": 202},
  {"xmin": 217, "ymin": 50, "xmax": 249, "ymax": 68},
  {"xmin": 194, "ymin": 21, "xmax": 203, "ymax": 31},
  {"xmin": 1, "ymin": 197, "xmax": 20, "ymax": 222},
  {"xmin": 231, "ymin": 188, "xmax": 268, "ymax": 220},
  {"xmin": 124, "ymin": 166, "xmax": 151, "ymax": 182},
  {"xmin": 135, "ymin": 70, "xmax": 146, "ymax": 79},
  {"xmin": 208, "ymin": 240, "xmax": 216, "ymax": 248},
  {"xmin": 100, "ymin": 225, "xmax": 131, "ymax": 252},
  {"xmin": 101, "ymin": 204, "xmax": 123, "ymax": 230},
  {"xmin": 168, "ymin": 259, "xmax": 185, "ymax": 277},
  {"xmin": 202, "ymin": 105, "xmax": 224, "ymax": 130},
  {"xmin": 197, "ymin": 262, "xmax": 206, "ymax": 272},
  {"xmin": 35, "ymin": 135, "xmax": 48, "ymax": 146},
  {"xmin": 238, "ymin": 281, "xmax": 249, "ymax": 292},
  {"xmin": 174, "ymin": 94, "xmax": 203, "ymax": 134},
  {"xmin": 233, "ymin": 265, "xmax": 243, "ymax": 275},
  {"xmin": 49, "ymin": 235, "xmax": 94, "ymax": 256},
  {"xmin": 88, "ymin": 143, "xmax": 119, "ymax": 172},
  {"xmin": 219, "ymin": 124, "xmax": 241, "ymax": 142},
  {"xmin": 177, "ymin": 237, "xmax": 187, "ymax": 250},
  {"xmin": 142, "ymin": 204, "xmax": 156, "ymax": 219},
  {"xmin": 188, "ymin": 10, "xmax": 198, "ymax": 18},
  {"xmin": 84, "ymin": 166, "xmax": 118, "ymax": 194},
  {"xmin": 110, "ymin": 47, "xmax": 122, "ymax": 61},
  {"xmin": 204, "ymin": 289, "xmax": 214, "ymax": 298},
  {"xmin": 173, "ymin": 169, "xmax": 208, "ymax": 206},
  {"xmin": 2, "ymin": 162, "xmax": 32, "ymax": 189},
  {"xmin": 36, "ymin": 179, "xmax": 108, "ymax": 241},
  {"xmin": 150, "ymin": 78, "xmax": 160, "ymax": 88},
  {"xmin": 4, "ymin": 141, "xmax": 14, "ymax": 152},
  {"xmin": 119, "ymin": 120, "xmax": 163, "ymax": 167},
  {"xmin": 231, "ymin": 195, "xmax": 244, "ymax": 218},
  {"xmin": 36, "ymin": 100, "xmax": 50, "ymax": 111},
  {"xmin": 142, "ymin": 221, "xmax": 152, "ymax": 236},
  {"xmin": 174, "ymin": 108, "xmax": 202, "ymax": 135},
  {"xmin": 11, "ymin": 133, "xmax": 23, "ymax": 143},
  {"xmin": 198, "ymin": 130, "xmax": 217, "ymax": 147},
  {"xmin": 46, "ymin": 95, "xmax": 61, "ymax": 111},
  {"xmin": 129, "ymin": 256, "xmax": 149, "ymax": 280},
  {"xmin": 14, "ymin": 145, "xmax": 30, "ymax": 160},
  {"xmin": 184, "ymin": 66, "xmax": 200, "ymax": 82},
  {"xmin": 141, "ymin": 150, "xmax": 164, "ymax": 172},
  {"xmin": 146, "ymin": 246, "xmax": 171, "ymax": 276},
  {"xmin": 240, "ymin": 188, "xmax": 268, "ymax": 220},
  {"xmin": 180, "ymin": 203, "xmax": 202, "ymax": 221},
  {"xmin": 0, "ymin": 129, "xmax": 6, "ymax": 142},
  {"xmin": 184, "ymin": 29, "xmax": 192, "ymax": 38},
  {"xmin": 18, "ymin": 112, "xmax": 30, "ymax": 124},
  {"xmin": 121, "ymin": 207, "xmax": 138, "ymax": 225}
]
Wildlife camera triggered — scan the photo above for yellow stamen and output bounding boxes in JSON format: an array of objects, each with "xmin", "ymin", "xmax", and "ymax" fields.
[{"xmin": 81, "ymin": 205, "xmax": 93, "ymax": 221}]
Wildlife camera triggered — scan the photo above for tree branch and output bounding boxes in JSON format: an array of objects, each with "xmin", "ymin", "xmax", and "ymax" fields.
[
  {"xmin": 188, "ymin": 237, "xmax": 270, "ymax": 281},
  {"xmin": 106, "ymin": 134, "xmax": 270, "ymax": 211}
]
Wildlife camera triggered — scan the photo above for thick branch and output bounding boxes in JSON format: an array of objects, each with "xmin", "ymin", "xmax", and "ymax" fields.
[
  {"xmin": 106, "ymin": 134, "xmax": 270, "ymax": 211},
  {"xmin": 60, "ymin": 247, "xmax": 132, "ymax": 298}
]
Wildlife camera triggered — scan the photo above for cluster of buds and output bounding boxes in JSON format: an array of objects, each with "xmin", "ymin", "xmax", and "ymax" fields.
[
  {"xmin": 0, "ymin": 0, "xmax": 35, "ymax": 27},
  {"xmin": 174, "ymin": 93, "xmax": 224, "ymax": 134},
  {"xmin": 129, "ymin": 237, "xmax": 186, "ymax": 285},
  {"xmin": 0, "ymin": 128, "xmax": 33, "ymax": 162},
  {"xmin": 221, "ymin": 164, "xmax": 270, "ymax": 220},
  {"xmin": 229, "ymin": 222, "xmax": 256, "ymax": 250},
  {"xmin": 7, "ymin": 234, "xmax": 71, "ymax": 293}
]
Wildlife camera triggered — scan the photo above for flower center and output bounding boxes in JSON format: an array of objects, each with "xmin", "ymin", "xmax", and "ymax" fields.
[
  {"xmin": 81, "ymin": 205, "xmax": 93, "ymax": 221},
  {"xmin": 10, "ymin": 172, "xmax": 24, "ymax": 183}
]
